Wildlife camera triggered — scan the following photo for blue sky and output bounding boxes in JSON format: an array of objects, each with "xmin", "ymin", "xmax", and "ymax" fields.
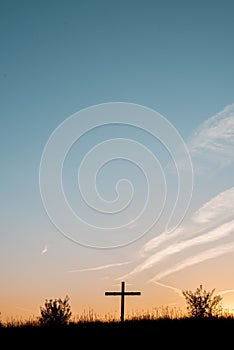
[{"xmin": 1, "ymin": 0, "xmax": 234, "ymax": 320}]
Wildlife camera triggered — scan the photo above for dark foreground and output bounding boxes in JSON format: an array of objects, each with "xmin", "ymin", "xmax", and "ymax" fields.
[{"xmin": 1, "ymin": 318, "xmax": 234, "ymax": 348}]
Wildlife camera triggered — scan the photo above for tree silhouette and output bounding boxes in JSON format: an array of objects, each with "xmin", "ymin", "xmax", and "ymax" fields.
[
  {"xmin": 182, "ymin": 284, "xmax": 222, "ymax": 318},
  {"xmin": 39, "ymin": 295, "xmax": 72, "ymax": 326}
]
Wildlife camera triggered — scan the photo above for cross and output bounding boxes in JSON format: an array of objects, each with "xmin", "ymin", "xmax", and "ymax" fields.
[{"xmin": 105, "ymin": 281, "xmax": 141, "ymax": 322}]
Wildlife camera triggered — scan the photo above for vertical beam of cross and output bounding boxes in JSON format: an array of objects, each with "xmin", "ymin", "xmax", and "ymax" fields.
[
  {"xmin": 105, "ymin": 281, "xmax": 141, "ymax": 322},
  {"xmin": 121, "ymin": 281, "xmax": 125, "ymax": 322}
]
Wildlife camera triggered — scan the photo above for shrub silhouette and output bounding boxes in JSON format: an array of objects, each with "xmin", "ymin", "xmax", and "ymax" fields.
[
  {"xmin": 39, "ymin": 295, "xmax": 72, "ymax": 326},
  {"xmin": 182, "ymin": 284, "xmax": 222, "ymax": 318}
]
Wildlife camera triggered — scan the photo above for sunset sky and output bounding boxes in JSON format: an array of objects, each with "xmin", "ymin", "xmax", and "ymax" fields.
[{"xmin": 1, "ymin": 0, "xmax": 234, "ymax": 322}]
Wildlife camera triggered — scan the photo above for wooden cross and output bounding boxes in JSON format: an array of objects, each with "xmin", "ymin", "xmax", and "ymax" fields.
[{"xmin": 105, "ymin": 281, "xmax": 141, "ymax": 322}]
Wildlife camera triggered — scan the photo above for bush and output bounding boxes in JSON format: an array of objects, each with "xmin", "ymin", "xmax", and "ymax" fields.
[
  {"xmin": 182, "ymin": 284, "xmax": 222, "ymax": 318},
  {"xmin": 39, "ymin": 295, "xmax": 72, "ymax": 326}
]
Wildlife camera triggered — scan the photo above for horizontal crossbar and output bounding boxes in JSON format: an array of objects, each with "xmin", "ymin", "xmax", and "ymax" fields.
[{"xmin": 105, "ymin": 292, "xmax": 141, "ymax": 296}]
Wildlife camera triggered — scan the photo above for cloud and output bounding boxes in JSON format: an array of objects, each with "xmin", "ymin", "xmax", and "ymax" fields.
[
  {"xmin": 121, "ymin": 183, "xmax": 234, "ymax": 281},
  {"xmin": 188, "ymin": 103, "xmax": 234, "ymax": 166},
  {"xmin": 152, "ymin": 281, "xmax": 183, "ymax": 297},
  {"xmin": 152, "ymin": 282, "xmax": 234, "ymax": 301},
  {"xmin": 122, "ymin": 219, "xmax": 234, "ymax": 280},
  {"xmin": 151, "ymin": 241, "xmax": 234, "ymax": 282},
  {"xmin": 141, "ymin": 186, "xmax": 234, "ymax": 256},
  {"xmin": 141, "ymin": 228, "xmax": 183, "ymax": 255},
  {"xmin": 67, "ymin": 261, "xmax": 131, "ymax": 273},
  {"xmin": 192, "ymin": 187, "xmax": 234, "ymax": 224},
  {"xmin": 217, "ymin": 289, "xmax": 234, "ymax": 296},
  {"xmin": 118, "ymin": 104, "xmax": 234, "ymax": 284},
  {"xmin": 40, "ymin": 245, "xmax": 48, "ymax": 255}
]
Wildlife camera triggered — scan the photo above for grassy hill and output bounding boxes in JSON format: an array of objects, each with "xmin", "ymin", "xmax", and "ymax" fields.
[{"xmin": 1, "ymin": 316, "xmax": 234, "ymax": 348}]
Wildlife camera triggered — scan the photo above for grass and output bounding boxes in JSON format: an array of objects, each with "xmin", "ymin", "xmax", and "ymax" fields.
[
  {"xmin": 1, "ymin": 307, "xmax": 234, "ymax": 348},
  {"xmin": 1, "ymin": 305, "xmax": 234, "ymax": 326},
  {"xmin": 0, "ymin": 305, "xmax": 191, "ymax": 327}
]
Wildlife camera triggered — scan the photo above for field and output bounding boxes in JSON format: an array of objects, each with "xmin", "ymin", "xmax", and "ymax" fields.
[{"xmin": 1, "ymin": 316, "xmax": 234, "ymax": 348}]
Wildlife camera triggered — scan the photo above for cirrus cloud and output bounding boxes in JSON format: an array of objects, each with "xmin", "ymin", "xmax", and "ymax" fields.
[
  {"xmin": 118, "ymin": 103, "xmax": 234, "ymax": 283},
  {"xmin": 188, "ymin": 103, "xmax": 234, "ymax": 167}
]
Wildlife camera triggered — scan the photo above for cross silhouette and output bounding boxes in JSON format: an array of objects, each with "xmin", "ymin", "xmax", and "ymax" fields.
[{"xmin": 105, "ymin": 281, "xmax": 141, "ymax": 322}]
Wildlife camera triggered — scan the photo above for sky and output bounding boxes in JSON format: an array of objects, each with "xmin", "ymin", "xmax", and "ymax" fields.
[{"xmin": 1, "ymin": 0, "xmax": 234, "ymax": 321}]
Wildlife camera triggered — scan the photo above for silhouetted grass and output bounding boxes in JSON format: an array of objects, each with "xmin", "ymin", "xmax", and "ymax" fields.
[{"xmin": 1, "ymin": 308, "xmax": 234, "ymax": 348}]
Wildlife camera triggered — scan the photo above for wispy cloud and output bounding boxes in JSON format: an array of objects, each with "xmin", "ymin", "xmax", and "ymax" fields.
[
  {"xmin": 68, "ymin": 261, "xmax": 131, "ymax": 273},
  {"xmin": 122, "ymin": 219, "xmax": 234, "ymax": 280},
  {"xmin": 117, "ymin": 104, "xmax": 234, "ymax": 285},
  {"xmin": 152, "ymin": 282, "xmax": 234, "ymax": 301},
  {"xmin": 192, "ymin": 187, "xmax": 234, "ymax": 224},
  {"xmin": 151, "ymin": 241, "xmax": 234, "ymax": 282},
  {"xmin": 40, "ymin": 245, "xmax": 48, "ymax": 255},
  {"xmin": 141, "ymin": 187, "xmax": 234, "ymax": 257},
  {"xmin": 152, "ymin": 281, "xmax": 183, "ymax": 296},
  {"xmin": 120, "ymin": 184, "xmax": 234, "ymax": 281},
  {"xmin": 188, "ymin": 103, "xmax": 234, "ymax": 166},
  {"xmin": 141, "ymin": 228, "xmax": 183, "ymax": 255},
  {"xmin": 217, "ymin": 289, "xmax": 234, "ymax": 296}
]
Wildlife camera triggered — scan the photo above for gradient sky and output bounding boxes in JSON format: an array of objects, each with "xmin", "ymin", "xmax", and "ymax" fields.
[{"xmin": 1, "ymin": 0, "xmax": 234, "ymax": 321}]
